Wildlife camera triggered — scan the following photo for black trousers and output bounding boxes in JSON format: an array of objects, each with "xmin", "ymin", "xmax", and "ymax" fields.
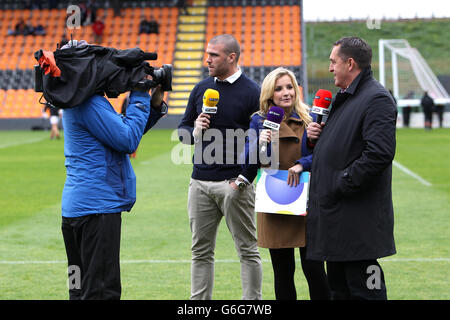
[
  {"xmin": 61, "ymin": 213, "xmax": 122, "ymax": 300},
  {"xmin": 326, "ymin": 260, "xmax": 387, "ymax": 300},
  {"xmin": 269, "ymin": 247, "xmax": 331, "ymax": 300},
  {"xmin": 402, "ymin": 106, "xmax": 411, "ymax": 127}
]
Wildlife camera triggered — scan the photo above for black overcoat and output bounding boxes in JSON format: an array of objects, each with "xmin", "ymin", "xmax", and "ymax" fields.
[{"xmin": 306, "ymin": 67, "xmax": 397, "ymax": 261}]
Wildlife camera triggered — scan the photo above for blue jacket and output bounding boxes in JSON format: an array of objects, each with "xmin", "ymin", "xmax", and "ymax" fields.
[
  {"xmin": 61, "ymin": 91, "xmax": 163, "ymax": 217},
  {"xmin": 241, "ymin": 112, "xmax": 315, "ymax": 183}
]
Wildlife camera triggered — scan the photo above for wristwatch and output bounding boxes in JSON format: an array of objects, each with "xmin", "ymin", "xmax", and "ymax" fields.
[
  {"xmin": 159, "ymin": 101, "xmax": 168, "ymax": 115},
  {"xmin": 235, "ymin": 177, "xmax": 247, "ymax": 190},
  {"xmin": 152, "ymin": 100, "xmax": 168, "ymax": 115}
]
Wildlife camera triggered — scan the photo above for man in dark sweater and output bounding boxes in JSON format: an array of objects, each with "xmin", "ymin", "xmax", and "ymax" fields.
[{"xmin": 178, "ymin": 34, "xmax": 262, "ymax": 300}]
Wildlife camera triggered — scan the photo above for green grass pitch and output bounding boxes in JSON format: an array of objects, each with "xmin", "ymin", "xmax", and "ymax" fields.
[{"xmin": 0, "ymin": 128, "xmax": 449, "ymax": 299}]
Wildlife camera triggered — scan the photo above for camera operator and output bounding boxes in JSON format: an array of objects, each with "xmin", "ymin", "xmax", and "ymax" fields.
[{"xmin": 61, "ymin": 76, "xmax": 167, "ymax": 300}]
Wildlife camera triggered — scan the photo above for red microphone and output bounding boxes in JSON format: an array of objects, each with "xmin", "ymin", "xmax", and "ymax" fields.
[{"xmin": 311, "ymin": 89, "xmax": 332, "ymax": 123}]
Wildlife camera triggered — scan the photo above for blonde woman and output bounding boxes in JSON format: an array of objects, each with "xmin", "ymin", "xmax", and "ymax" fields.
[{"xmin": 242, "ymin": 67, "xmax": 330, "ymax": 300}]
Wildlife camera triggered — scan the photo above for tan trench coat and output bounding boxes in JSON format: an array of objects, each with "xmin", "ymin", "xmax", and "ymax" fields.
[{"xmin": 257, "ymin": 116, "xmax": 307, "ymax": 249}]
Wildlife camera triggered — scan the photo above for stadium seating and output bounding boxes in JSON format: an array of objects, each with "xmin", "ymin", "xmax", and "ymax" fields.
[
  {"xmin": 0, "ymin": 0, "xmax": 304, "ymax": 118},
  {"xmin": 0, "ymin": 5, "xmax": 178, "ymax": 117},
  {"xmin": 204, "ymin": 5, "xmax": 301, "ymax": 67}
]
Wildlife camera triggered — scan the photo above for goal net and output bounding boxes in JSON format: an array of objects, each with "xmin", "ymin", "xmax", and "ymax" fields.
[{"xmin": 378, "ymin": 39, "xmax": 450, "ymax": 107}]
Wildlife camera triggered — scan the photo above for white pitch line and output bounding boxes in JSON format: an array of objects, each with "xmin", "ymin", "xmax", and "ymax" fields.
[
  {"xmin": 1, "ymin": 258, "xmax": 449, "ymax": 265},
  {"xmin": 0, "ymin": 260, "xmax": 66, "ymax": 264},
  {"xmin": 381, "ymin": 258, "xmax": 450, "ymax": 262},
  {"xmin": 393, "ymin": 160, "xmax": 432, "ymax": 186},
  {"xmin": 0, "ymin": 137, "xmax": 47, "ymax": 150}
]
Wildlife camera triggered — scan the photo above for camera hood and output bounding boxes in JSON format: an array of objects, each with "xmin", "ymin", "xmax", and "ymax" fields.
[{"xmin": 34, "ymin": 44, "xmax": 170, "ymax": 108}]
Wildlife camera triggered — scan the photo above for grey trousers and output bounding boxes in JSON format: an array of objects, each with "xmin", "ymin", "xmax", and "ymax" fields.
[{"xmin": 188, "ymin": 178, "xmax": 262, "ymax": 300}]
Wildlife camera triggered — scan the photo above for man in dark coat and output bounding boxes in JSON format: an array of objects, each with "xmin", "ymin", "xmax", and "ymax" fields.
[
  {"xmin": 421, "ymin": 91, "xmax": 434, "ymax": 130},
  {"xmin": 306, "ymin": 37, "xmax": 397, "ymax": 300}
]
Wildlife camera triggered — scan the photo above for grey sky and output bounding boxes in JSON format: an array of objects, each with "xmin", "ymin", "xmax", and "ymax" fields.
[{"xmin": 302, "ymin": 0, "xmax": 450, "ymax": 21}]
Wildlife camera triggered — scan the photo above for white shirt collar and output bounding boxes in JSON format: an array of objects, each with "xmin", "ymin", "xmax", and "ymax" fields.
[{"xmin": 214, "ymin": 67, "xmax": 242, "ymax": 84}]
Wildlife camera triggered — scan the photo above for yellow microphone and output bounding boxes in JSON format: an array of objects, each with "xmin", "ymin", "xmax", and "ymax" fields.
[{"xmin": 202, "ymin": 89, "xmax": 220, "ymax": 114}]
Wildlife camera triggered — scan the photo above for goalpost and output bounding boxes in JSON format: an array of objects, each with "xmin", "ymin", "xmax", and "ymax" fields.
[{"xmin": 378, "ymin": 39, "xmax": 450, "ymax": 107}]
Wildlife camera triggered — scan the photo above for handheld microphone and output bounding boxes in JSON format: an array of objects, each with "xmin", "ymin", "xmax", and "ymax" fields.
[
  {"xmin": 202, "ymin": 89, "xmax": 220, "ymax": 114},
  {"xmin": 261, "ymin": 106, "xmax": 284, "ymax": 153},
  {"xmin": 311, "ymin": 89, "xmax": 332, "ymax": 123}
]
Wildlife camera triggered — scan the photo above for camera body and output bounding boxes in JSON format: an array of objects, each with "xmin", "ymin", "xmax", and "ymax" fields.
[
  {"xmin": 34, "ymin": 62, "xmax": 173, "ymax": 93},
  {"xmin": 34, "ymin": 45, "xmax": 172, "ymax": 108}
]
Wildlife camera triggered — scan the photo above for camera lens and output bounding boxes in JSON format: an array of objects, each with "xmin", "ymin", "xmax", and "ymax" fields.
[{"xmin": 152, "ymin": 64, "xmax": 173, "ymax": 91}]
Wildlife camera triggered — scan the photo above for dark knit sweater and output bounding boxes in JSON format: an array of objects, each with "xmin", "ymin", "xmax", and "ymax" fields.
[{"xmin": 178, "ymin": 74, "xmax": 260, "ymax": 181}]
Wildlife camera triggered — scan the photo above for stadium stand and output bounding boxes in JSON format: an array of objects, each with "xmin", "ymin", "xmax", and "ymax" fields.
[{"xmin": 0, "ymin": 0, "xmax": 304, "ymax": 126}]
